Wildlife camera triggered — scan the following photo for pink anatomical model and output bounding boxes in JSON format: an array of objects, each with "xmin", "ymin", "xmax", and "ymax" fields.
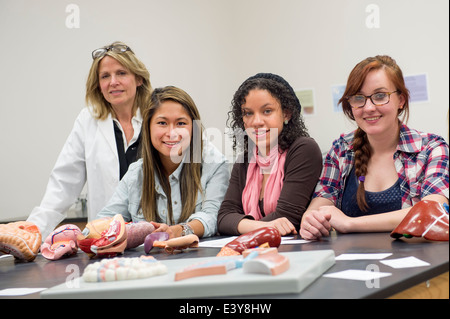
[
  {"xmin": 125, "ymin": 221, "xmax": 155, "ymax": 249},
  {"xmin": 144, "ymin": 233, "xmax": 199, "ymax": 254},
  {"xmin": 41, "ymin": 224, "xmax": 82, "ymax": 260},
  {"xmin": 243, "ymin": 250, "xmax": 290, "ymax": 276},
  {"xmin": 78, "ymin": 214, "xmax": 127, "ymax": 258}
]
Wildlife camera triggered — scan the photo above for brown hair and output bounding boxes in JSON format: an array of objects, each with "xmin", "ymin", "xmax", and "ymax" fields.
[
  {"xmin": 339, "ymin": 55, "xmax": 410, "ymax": 211},
  {"xmin": 140, "ymin": 86, "xmax": 203, "ymax": 224}
]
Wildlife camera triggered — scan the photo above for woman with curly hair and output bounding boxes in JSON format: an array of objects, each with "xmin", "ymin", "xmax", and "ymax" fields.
[
  {"xmin": 300, "ymin": 55, "xmax": 449, "ymax": 240},
  {"xmin": 217, "ymin": 73, "xmax": 323, "ymax": 235}
]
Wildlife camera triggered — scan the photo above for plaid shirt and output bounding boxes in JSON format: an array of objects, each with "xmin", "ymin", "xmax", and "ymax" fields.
[{"xmin": 314, "ymin": 124, "xmax": 449, "ymax": 209}]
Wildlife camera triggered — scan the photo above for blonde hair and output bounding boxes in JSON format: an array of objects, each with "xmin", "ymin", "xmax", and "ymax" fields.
[
  {"xmin": 85, "ymin": 41, "xmax": 152, "ymax": 120},
  {"xmin": 140, "ymin": 86, "xmax": 204, "ymax": 224}
]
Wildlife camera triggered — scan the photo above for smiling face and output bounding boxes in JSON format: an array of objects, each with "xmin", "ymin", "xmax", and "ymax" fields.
[
  {"xmin": 98, "ymin": 56, "xmax": 142, "ymax": 110},
  {"xmin": 241, "ymin": 89, "xmax": 290, "ymax": 155},
  {"xmin": 149, "ymin": 100, "xmax": 193, "ymax": 169},
  {"xmin": 352, "ymin": 69, "xmax": 405, "ymax": 139}
]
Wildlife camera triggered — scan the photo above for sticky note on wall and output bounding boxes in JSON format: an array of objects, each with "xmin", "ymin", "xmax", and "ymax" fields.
[{"xmin": 405, "ymin": 74, "xmax": 429, "ymax": 103}]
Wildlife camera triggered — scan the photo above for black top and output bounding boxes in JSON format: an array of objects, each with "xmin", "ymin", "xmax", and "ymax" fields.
[
  {"xmin": 341, "ymin": 166, "xmax": 402, "ymax": 216},
  {"xmin": 113, "ymin": 122, "xmax": 141, "ymax": 179}
]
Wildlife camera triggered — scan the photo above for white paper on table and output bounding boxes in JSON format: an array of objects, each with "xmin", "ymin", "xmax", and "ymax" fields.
[
  {"xmin": 380, "ymin": 256, "xmax": 430, "ymax": 269},
  {"xmin": 335, "ymin": 253, "xmax": 392, "ymax": 260},
  {"xmin": 198, "ymin": 236, "xmax": 310, "ymax": 248},
  {"xmin": 323, "ymin": 269, "xmax": 392, "ymax": 281},
  {"xmin": 198, "ymin": 236, "xmax": 237, "ymax": 248},
  {"xmin": 0, "ymin": 288, "xmax": 47, "ymax": 296},
  {"xmin": 281, "ymin": 237, "xmax": 310, "ymax": 244}
]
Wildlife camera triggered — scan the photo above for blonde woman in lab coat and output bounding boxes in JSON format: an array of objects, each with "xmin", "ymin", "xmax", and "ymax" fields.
[{"xmin": 27, "ymin": 42, "xmax": 152, "ymax": 239}]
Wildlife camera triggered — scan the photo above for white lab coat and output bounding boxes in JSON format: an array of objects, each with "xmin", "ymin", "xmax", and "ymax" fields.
[{"xmin": 27, "ymin": 107, "xmax": 140, "ymax": 240}]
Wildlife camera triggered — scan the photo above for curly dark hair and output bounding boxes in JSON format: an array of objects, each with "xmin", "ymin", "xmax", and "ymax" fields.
[{"xmin": 227, "ymin": 73, "xmax": 309, "ymax": 155}]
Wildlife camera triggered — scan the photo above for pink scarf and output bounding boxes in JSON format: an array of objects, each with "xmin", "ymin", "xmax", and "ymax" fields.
[{"xmin": 242, "ymin": 145, "xmax": 287, "ymax": 220}]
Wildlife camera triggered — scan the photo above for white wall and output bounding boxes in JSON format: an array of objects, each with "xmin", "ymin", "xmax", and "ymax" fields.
[{"xmin": 0, "ymin": 0, "xmax": 448, "ymax": 222}]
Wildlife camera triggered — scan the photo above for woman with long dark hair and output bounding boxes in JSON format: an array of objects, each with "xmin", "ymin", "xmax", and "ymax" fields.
[{"xmin": 97, "ymin": 86, "xmax": 229, "ymax": 238}]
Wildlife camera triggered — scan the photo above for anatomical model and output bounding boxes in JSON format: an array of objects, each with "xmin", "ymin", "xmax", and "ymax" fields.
[{"xmin": 391, "ymin": 200, "xmax": 449, "ymax": 241}]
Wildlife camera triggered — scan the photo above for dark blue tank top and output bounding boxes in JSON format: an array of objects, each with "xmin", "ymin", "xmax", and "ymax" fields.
[{"xmin": 341, "ymin": 167, "xmax": 402, "ymax": 217}]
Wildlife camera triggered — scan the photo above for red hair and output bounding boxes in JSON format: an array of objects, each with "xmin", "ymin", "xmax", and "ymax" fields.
[
  {"xmin": 340, "ymin": 55, "xmax": 410, "ymax": 123},
  {"xmin": 339, "ymin": 55, "xmax": 410, "ymax": 211}
]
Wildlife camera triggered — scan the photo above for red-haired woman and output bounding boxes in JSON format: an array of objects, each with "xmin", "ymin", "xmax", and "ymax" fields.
[{"xmin": 300, "ymin": 55, "xmax": 449, "ymax": 240}]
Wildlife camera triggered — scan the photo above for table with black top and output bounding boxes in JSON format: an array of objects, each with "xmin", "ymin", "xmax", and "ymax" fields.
[{"xmin": 0, "ymin": 231, "xmax": 448, "ymax": 299}]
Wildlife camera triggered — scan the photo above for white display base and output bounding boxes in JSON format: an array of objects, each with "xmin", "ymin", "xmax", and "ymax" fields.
[{"xmin": 41, "ymin": 250, "xmax": 335, "ymax": 299}]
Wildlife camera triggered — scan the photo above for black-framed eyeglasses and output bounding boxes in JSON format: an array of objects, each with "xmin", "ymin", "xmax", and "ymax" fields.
[
  {"xmin": 91, "ymin": 44, "xmax": 133, "ymax": 59},
  {"xmin": 346, "ymin": 91, "xmax": 398, "ymax": 109}
]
